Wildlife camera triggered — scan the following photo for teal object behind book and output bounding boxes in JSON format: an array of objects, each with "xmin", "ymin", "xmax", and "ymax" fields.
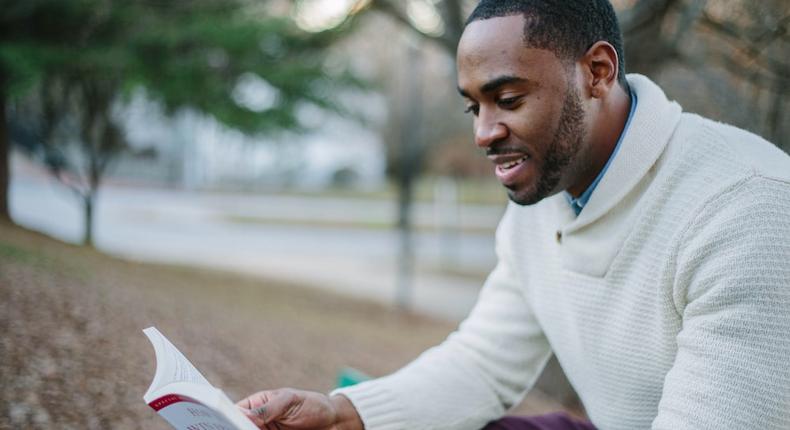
[{"xmin": 336, "ymin": 367, "xmax": 370, "ymax": 388}]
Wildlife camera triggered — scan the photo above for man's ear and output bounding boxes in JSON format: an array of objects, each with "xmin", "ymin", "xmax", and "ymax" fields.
[{"xmin": 581, "ymin": 41, "xmax": 619, "ymax": 99}]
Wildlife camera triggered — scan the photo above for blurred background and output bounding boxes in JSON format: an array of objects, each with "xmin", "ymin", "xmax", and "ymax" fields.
[{"xmin": 1, "ymin": 0, "xmax": 787, "ymax": 428}]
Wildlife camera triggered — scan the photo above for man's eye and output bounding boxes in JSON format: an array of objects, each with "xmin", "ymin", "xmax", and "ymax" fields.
[
  {"xmin": 464, "ymin": 105, "xmax": 479, "ymax": 116},
  {"xmin": 497, "ymin": 96, "xmax": 520, "ymax": 108}
]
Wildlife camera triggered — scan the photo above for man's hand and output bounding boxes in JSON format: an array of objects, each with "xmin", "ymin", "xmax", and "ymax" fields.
[{"xmin": 236, "ymin": 388, "xmax": 363, "ymax": 430}]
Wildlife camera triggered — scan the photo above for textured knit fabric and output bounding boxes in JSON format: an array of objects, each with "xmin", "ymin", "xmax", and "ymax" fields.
[{"xmin": 333, "ymin": 75, "xmax": 790, "ymax": 430}]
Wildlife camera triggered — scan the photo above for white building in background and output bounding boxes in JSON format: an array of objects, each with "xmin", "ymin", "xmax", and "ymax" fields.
[{"xmin": 114, "ymin": 86, "xmax": 387, "ymax": 191}]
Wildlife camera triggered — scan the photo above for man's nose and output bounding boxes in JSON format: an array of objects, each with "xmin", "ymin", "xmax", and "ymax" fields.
[{"xmin": 474, "ymin": 111, "xmax": 507, "ymax": 148}]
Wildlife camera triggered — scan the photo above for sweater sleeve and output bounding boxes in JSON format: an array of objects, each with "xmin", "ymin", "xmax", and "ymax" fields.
[
  {"xmin": 333, "ymin": 215, "xmax": 552, "ymax": 430},
  {"xmin": 652, "ymin": 176, "xmax": 790, "ymax": 429}
]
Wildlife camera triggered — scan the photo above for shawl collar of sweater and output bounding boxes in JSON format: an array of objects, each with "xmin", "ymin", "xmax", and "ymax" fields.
[{"xmin": 552, "ymin": 74, "xmax": 682, "ymax": 277}]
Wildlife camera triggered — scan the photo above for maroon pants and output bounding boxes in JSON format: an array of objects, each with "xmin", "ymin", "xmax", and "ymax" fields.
[{"xmin": 483, "ymin": 413, "xmax": 596, "ymax": 430}]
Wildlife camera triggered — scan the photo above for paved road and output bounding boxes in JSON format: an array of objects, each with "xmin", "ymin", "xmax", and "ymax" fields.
[{"xmin": 9, "ymin": 165, "xmax": 505, "ymax": 321}]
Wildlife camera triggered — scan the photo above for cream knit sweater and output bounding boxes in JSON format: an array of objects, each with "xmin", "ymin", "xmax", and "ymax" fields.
[{"xmin": 335, "ymin": 75, "xmax": 790, "ymax": 429}]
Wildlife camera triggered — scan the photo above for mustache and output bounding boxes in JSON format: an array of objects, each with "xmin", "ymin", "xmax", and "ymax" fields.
[{"xmin": 485, "ymin": 142, "xmax": 529, "ymax": 157}]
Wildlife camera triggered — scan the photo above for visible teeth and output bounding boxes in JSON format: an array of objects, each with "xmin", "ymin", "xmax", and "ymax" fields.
[{"xmin": 501, "ymin": 156, "xmax": 528, "ymax": 169}]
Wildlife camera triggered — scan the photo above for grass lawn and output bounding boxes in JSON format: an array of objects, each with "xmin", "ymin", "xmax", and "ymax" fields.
[{"xmin": 0, "ymin": 221, "xmax": 573, "ymax": 429}]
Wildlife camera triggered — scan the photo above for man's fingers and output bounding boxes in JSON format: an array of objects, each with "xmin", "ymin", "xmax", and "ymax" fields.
[
  {"xmin": 238, "ymin": 406, "xmax": 266, "ymax": 428},
  {"xmin": 237, "ymin": 391, "xmax": 270, "ymax": 409},
  {"xmin": 255, "ymin": 390, "xmax": 299, "ymax": 424},
  {"xmin": 236, "ymin": 397, "xmax": 252, "ymax": 409},
  {"xmin": 237, "ymin": 390, "xmax": 300, "ymax": 426},
  {"xmin": 236, "ymin": 391, "xmax": 274, "ymax": 428}
]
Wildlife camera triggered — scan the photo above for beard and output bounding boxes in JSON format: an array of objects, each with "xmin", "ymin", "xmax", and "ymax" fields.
[{"xmin": 508, "ymin": 84, "xmax": 585, "ymax": 206}]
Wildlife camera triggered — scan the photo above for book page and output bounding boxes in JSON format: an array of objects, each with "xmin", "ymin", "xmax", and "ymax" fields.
[
  {"xmin": 153, "ymin": 394, "xmax": 239, "ymax": 430},
  {"xmin": 143, "ymin": 328, "xmax": 258, "ymax": 430},
  {"xmin": 147, "ymin": 383, "xmax": 259, "ymax": 430},
  {"xmin": 143, "ymin": 327, "xmax": 211, "ymax": 401}
]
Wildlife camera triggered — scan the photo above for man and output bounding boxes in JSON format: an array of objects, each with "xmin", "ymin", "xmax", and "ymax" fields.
[{"xmin": 238, "ymin": 0, "xmax": 790, "ymax": 428}]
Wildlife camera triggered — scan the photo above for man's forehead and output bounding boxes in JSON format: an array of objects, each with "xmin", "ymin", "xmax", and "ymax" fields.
[
  {"xmin": 456, "ymin": 15, "xmax": 564, "ymax": 90},
  {"xmin": 457, "ymin": 15, "xmax": 527, "ymax": 66}
]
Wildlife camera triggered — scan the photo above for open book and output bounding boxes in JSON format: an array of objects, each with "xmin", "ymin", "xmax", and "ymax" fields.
[{"xmin": 142, "ymin": 327, "xmax": 258, "ymax": 430}]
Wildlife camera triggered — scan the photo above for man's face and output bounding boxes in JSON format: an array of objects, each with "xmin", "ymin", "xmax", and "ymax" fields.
[{"xmin": 457, "ymin": 15, "xmax": 589, "ymax": 205}]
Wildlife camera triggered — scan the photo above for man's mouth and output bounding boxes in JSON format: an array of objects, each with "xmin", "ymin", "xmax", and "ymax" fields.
[
  {"xmin": 497, "ymin": 156, "xmax": 529, "ymax": 171},
  {"xmin": 489, "ymin": 154, "xmax": 531, "ymax": 186}
]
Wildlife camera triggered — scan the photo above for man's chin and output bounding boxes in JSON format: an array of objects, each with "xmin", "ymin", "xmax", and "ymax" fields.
[
  {"xmin": 506, "ymin": 187, "xmax": 543, "ymax": 206},
  {"xmin": 505, "ymin": 181, "xmax": 563, "ymax": 206}
]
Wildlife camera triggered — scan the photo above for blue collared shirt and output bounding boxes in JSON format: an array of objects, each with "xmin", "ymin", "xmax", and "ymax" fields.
[{"xmin": 566, "ymin": 91, "xmax": 638, "ymax": 215}]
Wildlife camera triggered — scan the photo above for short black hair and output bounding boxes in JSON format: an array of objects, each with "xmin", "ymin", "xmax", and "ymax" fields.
[{"xmin": 466, "ymin": 0, "xmax": 628, "ymax": 89}]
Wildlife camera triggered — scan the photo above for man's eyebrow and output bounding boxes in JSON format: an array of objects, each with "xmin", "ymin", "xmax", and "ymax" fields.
[
  {"xmin": 480, "ymin": 75, "xmax": 529, "ymax": 94},
  {"xmin": 457, "ymin": 75, "xmax": 531, "ymax": 98}
]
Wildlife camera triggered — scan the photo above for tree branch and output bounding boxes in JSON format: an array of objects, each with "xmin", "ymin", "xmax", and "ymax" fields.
[
  {"xmin": 677, "ymin": 48, "xmax": 789, "ymax": 90},
  {"xmin": 48, "ymin": 160, "xmax": 88, "ymax": 200},
  {"xmin": 700, "ymin": 11, "xmax": 789, "ymax": 48},
  {"xmin": 436, "ymin": 0, "xmax": 465, "ymax": 52},
  {"xmin": 369, "ymin": 0, "xmax": 456, "ymax": 54},
  {"xmin": 698, "ymin": 11, "xmax": 789, "ymax": 80},
  {"xmin": 669, "ymin": 0, "xmax": 708, "ymax": 46},
  {"xmin": 618, "ymin": 0, "xmax": 678, "ymax": 35}
]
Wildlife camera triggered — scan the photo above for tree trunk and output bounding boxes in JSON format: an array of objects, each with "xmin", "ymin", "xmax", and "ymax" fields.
[
  {"xmin": 768, "ymin": 79, "xmax": 787, "ymax": 152},
  {"xmin": 437, "ymin": 0, "xmax": 464, "ymax": 54},
  {"xmin": 0, "ymin": 80, "xmax": 10, "ymax": 222},
  {"xmin": 396, "ymin": 177, "xmax": 415, "ymax": 310},
  {"xmin": 620, "ymin": 0, "xmax": 677, "ymax": 75},
  {"xmin": 394, "ymin": 42, "xmax": 425, "ymax": 310},
  {"xmin": 434, "ymin": 176, "xmax": 460, "ymax": 268},
  {"xmin": 83, "ymin": 192, "xmax": 94, "ymax": 247}
]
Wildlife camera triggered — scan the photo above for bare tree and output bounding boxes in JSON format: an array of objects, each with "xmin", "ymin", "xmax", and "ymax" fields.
[
  {"xmin": 367, "ymin": 0, "xmax": 468, "ymax": 55},
  {"xmin": 14, "ymin": 76, "xmax": 127, "ymax": 247},
  {"xmin": 394, "ymin": 42, "xmax": 425, "ymax": 310},
  {"xmin": 355, "ymin": 11, "xmax": 478, "ymax": 310},
  {"xmin": 618, "ymin": 0, "xmax": 789, "ymax": 149},
  {"xmin": 0, "ymin": 70, "xmax": 8, "ymax": 222}
]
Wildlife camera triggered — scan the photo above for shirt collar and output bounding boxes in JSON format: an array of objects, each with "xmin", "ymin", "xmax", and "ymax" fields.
[{"xmin": 566, "ymin": 90, "xmax": 638, "ymax": 215}]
